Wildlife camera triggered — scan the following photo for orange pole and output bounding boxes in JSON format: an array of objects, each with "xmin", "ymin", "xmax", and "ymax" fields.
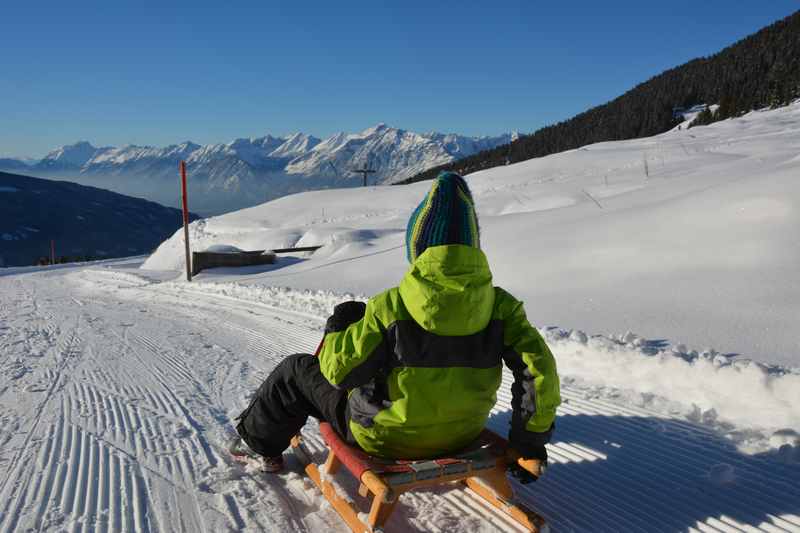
[{"xmin": 180, "ymin": 161, "xmax": 192, "ymax": 281}]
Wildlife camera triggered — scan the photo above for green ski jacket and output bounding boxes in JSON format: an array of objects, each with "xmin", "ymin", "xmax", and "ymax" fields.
[{"xmin": 319, "ymin": 244, "xmax": 560, "ymax": 459}]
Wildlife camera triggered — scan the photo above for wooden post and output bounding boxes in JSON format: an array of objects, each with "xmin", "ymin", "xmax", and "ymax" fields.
[
  {"xmin": 50, "ymin": 239, "xmax": 55, "ymax": 265},
  {"xmin": 179, "ymin": 161, "xmax": 192, "ymax": 282}
]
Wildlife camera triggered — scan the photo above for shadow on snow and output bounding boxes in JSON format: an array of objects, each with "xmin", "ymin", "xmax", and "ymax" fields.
[{"xmin": 485, "ymin": 410, "xmax": 800, "ymax": 532}]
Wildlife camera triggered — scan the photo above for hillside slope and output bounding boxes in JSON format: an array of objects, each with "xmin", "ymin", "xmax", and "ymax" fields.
[
  {"xmin": 144, "ymin": 101, "xmax": 800, "ymax": 368},
  {"xmin": 0, "ymin": 171, "xmax": 197, "ymax": 267},
  {"xmin": 0, "ymin": 158, "xmax": 31, "ymax": 172},
  {"xmin": 403, "ymin": 10, "xmax": 800, "ymax": 184}
]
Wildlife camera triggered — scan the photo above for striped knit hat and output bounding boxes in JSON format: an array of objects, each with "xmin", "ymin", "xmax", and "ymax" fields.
[{"xmin": 405, "ymin": 172, "xmax": 480, "ymax": 262}]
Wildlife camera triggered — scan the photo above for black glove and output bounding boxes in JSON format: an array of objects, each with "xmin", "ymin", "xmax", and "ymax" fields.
[
  {"xmin": 508, "ymin": 445, "xmax": 548, "ymax": 484},
  {"xmin": 324, "ymin": 301, "xmax": 367, "ymax": 334}
]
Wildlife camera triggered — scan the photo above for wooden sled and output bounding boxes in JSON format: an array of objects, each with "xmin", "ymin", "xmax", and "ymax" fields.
[{"xmin": 290, "ymin": 423, "xmax": 547, "ymax": 533}]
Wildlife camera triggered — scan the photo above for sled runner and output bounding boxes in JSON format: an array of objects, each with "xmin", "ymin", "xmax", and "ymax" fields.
[{"xmin": 290, "ymin": 422, "xmax": 548, "ymax": 533}]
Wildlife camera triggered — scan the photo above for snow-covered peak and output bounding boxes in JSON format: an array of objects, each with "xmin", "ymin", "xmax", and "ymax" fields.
[
  {"xmin": 251, "ymin": 135, "xmax": 286, "ymax": 153},
  {"xmin": 284, "ymin": 124, "xmax": 493, "ymax": 183},
  {"xmin": 174, "ymin": 141, "xmax": 202, "ymax": 153},
  {"xmin": 421, "ymin": 131, "xmax": 514, "ymax": 159},
  {"xmin": 88, "ymin": 142, "xmax": 201, "ymax": 166},
  {"xmin": 359, "ymin": 123, "xmax": 391, "ymax": 137},
  {"xmin": 180, "ymin": 136, "xmax": 283, "ymax": 169},
  {"xmin": 41, "ymin": 141, "xmax": 100, "ymax": 167},
  {"xmin": 309, "ymin": 132, "xmax": 350, "ymax": 154},
  {"xmin": 186, "ymin": 142, "xmax": 240, "ymax": 164},
  {"xmin": 287, "ymin": 124, "xmax": 514, "ymax": 184},
  {"xmin": 225, "ymin": 138, "xmax": 272, "ymax": 166},
  {"xmin": 269, "ymin": 133, "xmax": 322, "ymax": 159}
]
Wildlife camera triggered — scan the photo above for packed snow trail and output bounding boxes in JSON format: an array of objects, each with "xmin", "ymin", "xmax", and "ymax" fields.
[{"xmin": 0, "ymin": 266, "xmax": 798, "ymax": 532}]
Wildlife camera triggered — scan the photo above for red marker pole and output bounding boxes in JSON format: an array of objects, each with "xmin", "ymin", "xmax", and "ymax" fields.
[
  {"xmin": 50, "ymin": 239, "xmax": 55, "ymax": 265},
  {"xmin": 180, "ymin": 161, "xmax": 192, "ymax": 282}
]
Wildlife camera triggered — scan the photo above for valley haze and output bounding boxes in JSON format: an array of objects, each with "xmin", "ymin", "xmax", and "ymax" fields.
[{"xmin": 1, "ymin": 125, "xmax": 514, "ymax": 216}]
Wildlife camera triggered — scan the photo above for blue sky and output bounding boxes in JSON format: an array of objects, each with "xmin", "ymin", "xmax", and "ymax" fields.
[{"xmin": 2, "ymin": 1, "xmax": 797, "ymax": 158}]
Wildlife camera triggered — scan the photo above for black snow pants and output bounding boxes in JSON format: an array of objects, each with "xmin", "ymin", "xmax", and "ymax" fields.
[{"xmin": 235, "ymin": 353, "xmax": 353, "ymax": 457}]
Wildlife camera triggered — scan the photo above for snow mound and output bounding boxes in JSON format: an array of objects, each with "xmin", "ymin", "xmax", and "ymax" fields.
[
  {"xmin": 142, "ymin": 218, "xmax": 309, "ymax": 271},
  {"xmin": 160, "ymin": 278, "xmax": 366, "ymax": 320},
  {"xmin": 546, "ymin": 327, "xmax": 800, "ymax": 453}
]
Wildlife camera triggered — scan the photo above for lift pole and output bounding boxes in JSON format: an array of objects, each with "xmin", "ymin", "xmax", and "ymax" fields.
[{"xmin": 351, "ymin": 166, "xmax": 376, "ymax": 187}]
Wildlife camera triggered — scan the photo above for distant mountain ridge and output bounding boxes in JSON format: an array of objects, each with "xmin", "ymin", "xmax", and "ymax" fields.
[
  {"xmin": 0, "ymin": 158, "xmax": 30, "ymax": 172},
  {"xmin": 0, "ymin": 171, "xmax": 197, "ymax": 267},
  {"xmin": 3, "ymin": 125, "xmax": 513, "ymax": 215}
]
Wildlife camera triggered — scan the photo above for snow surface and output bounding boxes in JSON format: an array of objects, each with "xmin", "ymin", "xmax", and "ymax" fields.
[
  {"xmin": 3, "ymin": 103, "xmax": 800, "ymax": 532},
  {"xmin": 145, "ymin": 101, "xmax": 800, "ymax": 368},
  {"xmin": 0, "ymin": 261, "xmax": 798, "ymax": 532},
  {"xmin": 203, "ymin": 244, "xmax": 245, "ymax": 254}
]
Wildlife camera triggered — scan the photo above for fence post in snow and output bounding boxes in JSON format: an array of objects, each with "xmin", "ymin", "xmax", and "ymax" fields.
[{"xmin": 180, "ymin": 161, "xmax": 192, "ymax": 282}]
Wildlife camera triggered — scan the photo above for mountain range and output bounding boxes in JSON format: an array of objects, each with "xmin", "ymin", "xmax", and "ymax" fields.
[{"xmin": 1, "ymin": 125, "xmax": 514, "ymax": 215}]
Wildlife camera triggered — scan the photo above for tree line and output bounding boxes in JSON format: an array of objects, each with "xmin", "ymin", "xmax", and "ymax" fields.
[{"xmin": 398, "ymin": 10, "xmax": 800, "ymax": 185}]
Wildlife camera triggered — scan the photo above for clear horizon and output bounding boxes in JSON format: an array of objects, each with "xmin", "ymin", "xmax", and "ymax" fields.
[{"xmin": 2, "ymin": 1, "xmax": 797, "ymax": 158}]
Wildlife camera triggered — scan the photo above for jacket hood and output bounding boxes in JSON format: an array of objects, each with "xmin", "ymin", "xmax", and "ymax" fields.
[{"xmin": 398, "ymin": 244, "xmax": 494, "ymax": 336}]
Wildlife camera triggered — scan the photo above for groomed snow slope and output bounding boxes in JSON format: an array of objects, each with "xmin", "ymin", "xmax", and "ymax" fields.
[
  {"xmin": 143, "ymin": 102, "xmax": 800, "ymax": 370},
  {"xmin": 1, "ymin": 265, "xmax": 798, "ymax": 533},
  {"xmin": 142, "ymin": 103, "xmax": 800, "ymax": 457}
]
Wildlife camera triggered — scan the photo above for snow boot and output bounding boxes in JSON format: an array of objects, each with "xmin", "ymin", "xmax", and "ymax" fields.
[
  {"xmin": 258, "ymin": 455, "xmax": 285, "ymax": 473},
  {"xmin": 229, "ymin": 437, "xmax": 285, "ymax": 473}
]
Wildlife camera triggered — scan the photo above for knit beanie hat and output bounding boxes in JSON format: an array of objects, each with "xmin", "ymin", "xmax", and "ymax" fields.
[{"xmin": 405, "ymin": 171, "xmax": 480, "ymax": 262}]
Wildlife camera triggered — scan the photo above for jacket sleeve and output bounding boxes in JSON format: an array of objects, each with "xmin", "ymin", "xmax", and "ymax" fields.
[
  {"xmin": 318, "ymin": 297, "xmax": 390, "ymax": 390},
  {"xmin": 496, "ymin": 288, "xmax": 561, "ymax": 455}
]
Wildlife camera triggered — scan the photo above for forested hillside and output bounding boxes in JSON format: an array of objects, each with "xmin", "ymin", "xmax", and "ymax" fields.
[
  {"xmin": 0, "ymin": 171, "xmax": 197, "ymax": 266},
  {"xmin": 400, "ymin": 10, "xmax": 800, "ymax": 184}
]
